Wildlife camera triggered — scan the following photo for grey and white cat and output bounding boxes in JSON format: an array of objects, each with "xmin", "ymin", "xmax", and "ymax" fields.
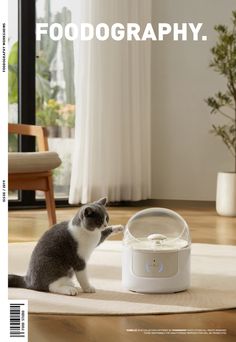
[{"xmin": 8, "ymin": 198, "xmax": 123, "ymax": 296}]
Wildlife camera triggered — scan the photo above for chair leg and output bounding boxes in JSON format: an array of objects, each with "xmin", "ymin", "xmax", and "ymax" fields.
[{"xmin": 45, "ymin": 175, "xmax": 57, "ymax": 226}]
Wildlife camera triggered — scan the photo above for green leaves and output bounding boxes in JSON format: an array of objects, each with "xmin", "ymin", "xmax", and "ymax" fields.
[
  {"xmin": 206, "ymin": 92, "xmax": 233, "ymax": 116},
  {"xmin": 211, "ymin": 124, "xmax": 236, "ymax": 157},
  {"xmin": 8, "ymin": 42, "xmax": 18, "ymax": 104},
  {"xmin": 209, "ymin": 19, "xmax": 236, "ymax": 79},
  {"xmin": 36, "ymin": 99, "xmax": 61, "ymax": 126},
  {"xmin": 206, "ymin": 11, "xmax": 236, "ymax": 167},
  {"xmin": 36, "ymin": 4, "xmax": 75, "ymax": 117}
]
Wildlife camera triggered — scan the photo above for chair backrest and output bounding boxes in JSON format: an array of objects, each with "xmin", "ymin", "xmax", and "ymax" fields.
[{"xmin": 8, "ymin": 123, "xmax": 49, "ymax": 152}]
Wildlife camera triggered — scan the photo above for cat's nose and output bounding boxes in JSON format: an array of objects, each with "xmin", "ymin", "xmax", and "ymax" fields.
[
  {"xmin": 103, "ymin": 220, "xmax": 108, "ymax": 227},
  {"xmin": 101, "ymin": 222, "xmax": 108, "ymax": 229}
]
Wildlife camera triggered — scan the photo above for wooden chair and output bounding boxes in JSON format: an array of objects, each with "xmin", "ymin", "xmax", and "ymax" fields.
[{"xmin": 8, "ymin": 123, "xmax": 62, "ymax": 226}]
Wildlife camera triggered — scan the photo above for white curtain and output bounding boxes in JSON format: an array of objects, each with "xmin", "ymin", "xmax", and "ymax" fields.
[{"xmin": 69, "ymin": 0, "xmax": 151, "ymax": 204}]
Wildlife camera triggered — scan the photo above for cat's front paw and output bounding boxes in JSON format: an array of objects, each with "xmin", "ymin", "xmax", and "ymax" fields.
[
  {"xmin": 83, "ymin": 285, "xmax": 96, "ymax": 293},
  {"xmin": 60, "ymin": 286, "xmax": 79, "ymax": 296}
]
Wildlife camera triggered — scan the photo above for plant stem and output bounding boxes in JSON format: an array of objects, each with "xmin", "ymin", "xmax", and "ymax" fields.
[{"xmin": 218, "ymin": 109, "xmax": 235, "ymax": 121}]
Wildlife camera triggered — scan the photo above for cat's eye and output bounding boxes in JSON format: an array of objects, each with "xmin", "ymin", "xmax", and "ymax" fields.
[{"xmin": 106, "ymin": 215, "xmax": 109, "ymax": 223}]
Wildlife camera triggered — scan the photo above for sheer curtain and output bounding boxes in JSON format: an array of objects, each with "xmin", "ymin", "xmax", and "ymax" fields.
[{"xmin": 69, "ymin": 0, "xmax": 151, "ymax": 204}]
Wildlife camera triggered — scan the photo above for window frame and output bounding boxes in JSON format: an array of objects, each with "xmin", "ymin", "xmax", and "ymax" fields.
[{"xmin": 9, "ymin": 0, "xmax": 70, "ymax": 209}]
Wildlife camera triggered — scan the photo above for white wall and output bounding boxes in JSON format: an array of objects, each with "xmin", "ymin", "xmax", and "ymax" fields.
[{"xmin": 151, "ymin": 0, "xmax": 235, "ymax": 200}]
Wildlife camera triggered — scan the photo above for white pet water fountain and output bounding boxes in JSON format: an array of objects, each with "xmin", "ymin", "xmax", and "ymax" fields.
[{"xmin": 122, "ymin": 208, "xmax": 191, "ymax": 293}]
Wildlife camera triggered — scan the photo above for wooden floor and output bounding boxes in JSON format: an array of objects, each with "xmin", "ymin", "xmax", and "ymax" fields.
[{"xmin": 9, "ymin": 204, "xmax": 236, "ymax": 342}]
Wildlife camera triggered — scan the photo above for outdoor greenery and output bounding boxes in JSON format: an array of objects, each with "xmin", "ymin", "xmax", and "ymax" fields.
[
  {"xmin": 36, "ymin": 99, "xmax": 75, "ymax": 129},
  {"xmin": 8, "ymin": 0, "xmax": 76, "ymax": 196},
  {"xmin": 36, "ymin": 0, "xmax": 75, "ymax": 112},
  {"xmin": 57, "ymin": 104, "xmax": 75, "ymax": 128},
  {"xmin": 8, "ymin": 41, "xmax": 18, "ymax": 104},
  {"xmin": 36, "ymin": 99, "xmax": 60, "ymax": 126},
  {"xmin": 8, "ymin": 0, "xmax": 76, "ymax": 134},
  {"xmin": 206, "ymin": 11, "xmax": 236, "ymax": 171},
  {"xmin": 8, "ymin": 42, "xmax": 18, "ymax": 151}
]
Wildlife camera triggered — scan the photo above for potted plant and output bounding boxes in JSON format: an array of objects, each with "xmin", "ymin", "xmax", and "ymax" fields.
[
  {"xmin": 57, "ymin": 104, "xmax": 75, "ymax": 138},
  {"xmin": 206, "ymin": 11, "xmax": 236, "ymax": 216},
  {"xmin": 36, "ymin": 99, "xmax": 60, "ymax": 137},
  {"xmin": 57, "ymin": 114, "xmax": 70, "ymax": 138}
]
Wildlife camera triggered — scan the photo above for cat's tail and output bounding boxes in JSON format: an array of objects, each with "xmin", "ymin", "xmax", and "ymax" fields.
[{"xmin": 8, "ymin": 274, "xmax": 27, "ymax": 288}]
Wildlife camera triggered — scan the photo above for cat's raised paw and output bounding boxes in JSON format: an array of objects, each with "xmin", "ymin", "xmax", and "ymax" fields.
[
  {"xmin": 83, "ymin": 285, "xmax": 96, "ymax": 293},
  {"xmin": 112, "ymin": 225, "xmax": 124, "ymax": 234}
]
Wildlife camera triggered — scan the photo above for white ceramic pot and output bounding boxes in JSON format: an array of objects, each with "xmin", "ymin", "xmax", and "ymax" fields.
[{"xmin": 216, "ymin": 172, "xmax": 236, "ymax": 216}]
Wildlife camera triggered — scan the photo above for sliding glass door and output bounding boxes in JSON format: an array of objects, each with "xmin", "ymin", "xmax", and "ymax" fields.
[
  {"xmin": 8, "ymin": 0, "xmax": 76, "ymax": 208},
  {"xmin": 36, "ymin": 0, "xmax": 75, "ymax": 199}
]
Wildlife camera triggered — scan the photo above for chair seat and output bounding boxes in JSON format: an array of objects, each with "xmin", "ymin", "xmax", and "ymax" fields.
[{"xmin": 9, "ymin": 152, "xmax": 62, "ymax": 174}]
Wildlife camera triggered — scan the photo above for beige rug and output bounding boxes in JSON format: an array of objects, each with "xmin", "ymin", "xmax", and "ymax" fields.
[{"xmin": 8, "ymin": 241, "xmax": 236, "ymax": 315}]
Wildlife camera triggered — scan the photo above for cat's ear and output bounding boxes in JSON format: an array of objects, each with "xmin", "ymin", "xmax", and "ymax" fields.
[
  {"xmin": 84, "ymin": 207, "xmax": 93, "ymax": 217},
  {"xmin": 95, "ymin": 197, "xmax": 107, "ymax": 206}
]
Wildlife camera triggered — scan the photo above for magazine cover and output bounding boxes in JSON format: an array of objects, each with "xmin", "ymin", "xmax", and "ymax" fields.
[{"xmin": 1, "ymin": 0, "xmax": 236, "ymax": 340}]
